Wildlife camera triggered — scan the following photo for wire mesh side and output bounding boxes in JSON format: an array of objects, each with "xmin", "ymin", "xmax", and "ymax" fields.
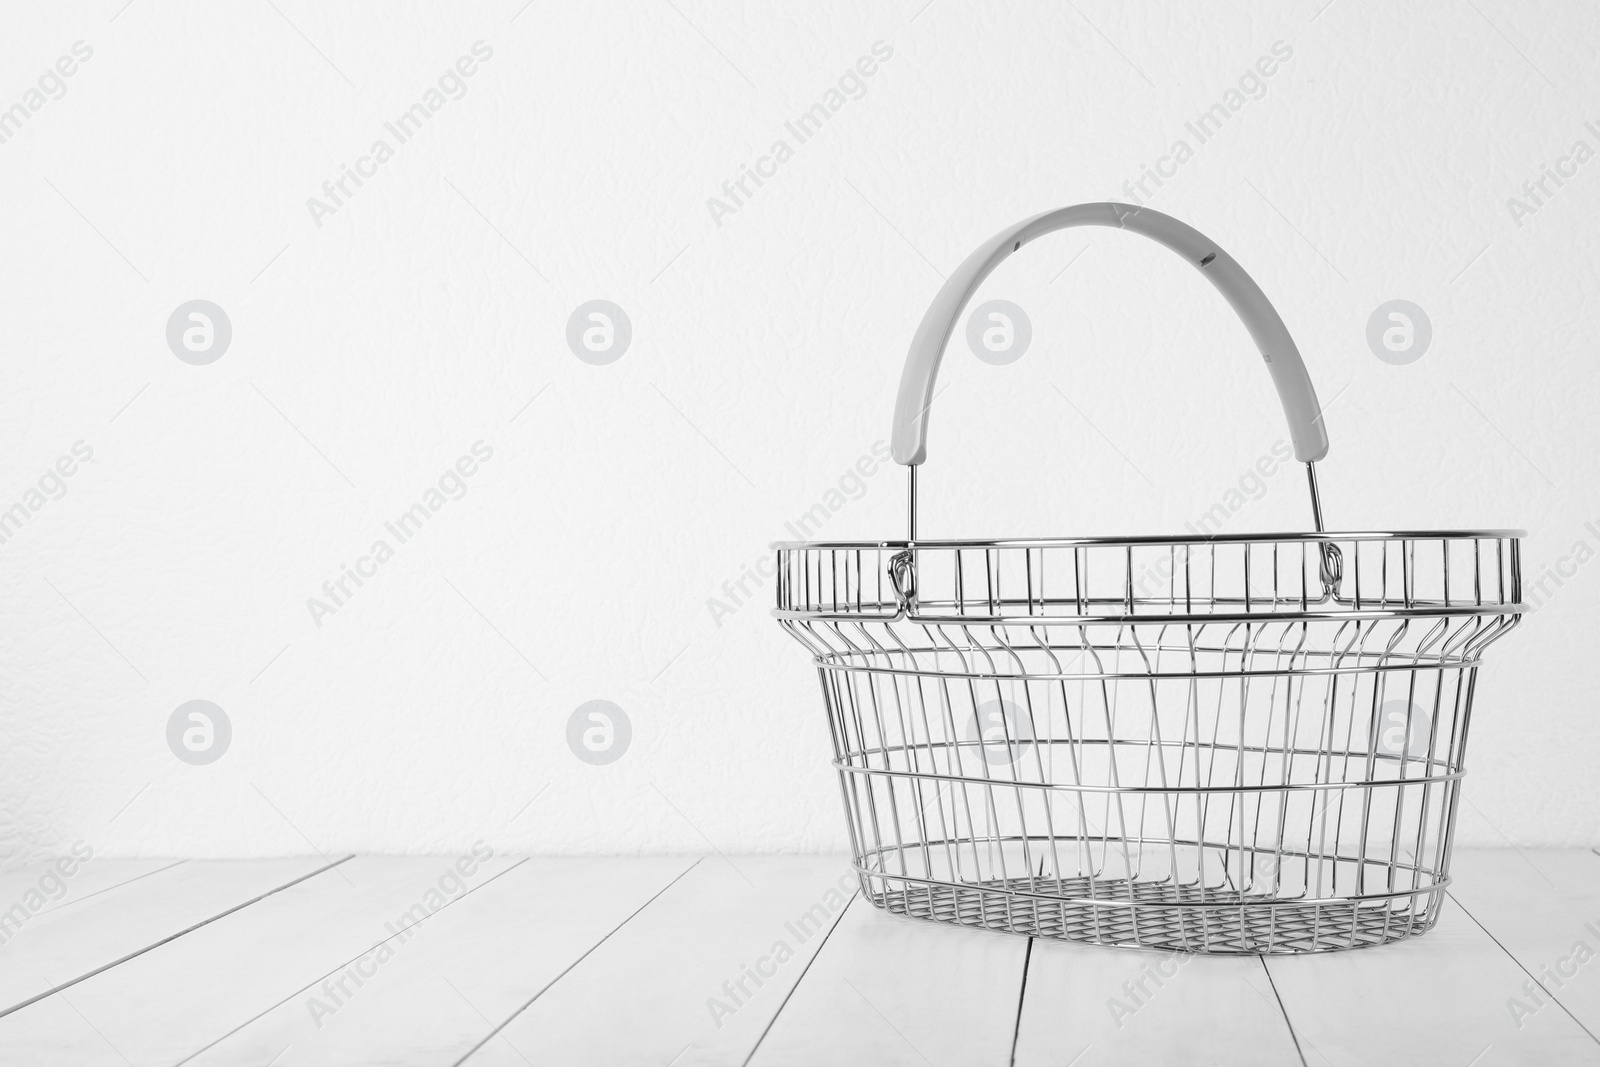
[
  {"xmin": 776, "ymin": 534, "xmax": 1521, "ymax": 953},
  {"xmin": 794, "ymin": 619, "xmax": 1487, "ymax": 953}
]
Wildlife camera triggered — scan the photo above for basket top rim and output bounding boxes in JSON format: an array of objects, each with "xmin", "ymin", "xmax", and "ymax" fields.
[{"xmin": 772, "ymin": 529, "xmax": 1525, "ymax": 550}]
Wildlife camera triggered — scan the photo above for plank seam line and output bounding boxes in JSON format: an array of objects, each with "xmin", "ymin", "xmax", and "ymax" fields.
[
  {"xmin": 1259, "ymin": 956, "xmax": 1309, "ymax": 1067},
  {"xmin": 171, "ymin": 854, "xmax": 535, "ymax": 1066},
  {"xmin": 1448, "ymin": 890, "xmax": 1600, "ymax": 1048},
  {"xmin": 451, "ymin": 856, "xmax": 705, "ymax": 1067},
  {"xmin": 0, "ymin": 855, "xmax": 356, "ymax": 1022},
  {"xmin": 32, "ymin": 859, "xmax": 190, "ymax": 921},
  {"xmin": 1008, "ymin": 938, "xmax": 1034, "ymax": 1067},
  {"xmin": 741, "ymin": 888, "xmax": 859, "ymax": 1067}
]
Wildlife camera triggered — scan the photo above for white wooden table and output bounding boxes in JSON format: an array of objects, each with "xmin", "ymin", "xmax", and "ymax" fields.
[{"xmin": 0, "ymin": 850, "xmax": 1596, "ymax": 1065}]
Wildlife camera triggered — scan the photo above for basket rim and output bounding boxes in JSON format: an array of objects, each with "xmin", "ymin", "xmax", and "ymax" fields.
[
  {"xmin": 771, "ymin": 528, "xmax": 1524, "ymax": 550},
  {"xmin": 772, "ymin": 604, "xmax": 1525, "ymax": 623}
]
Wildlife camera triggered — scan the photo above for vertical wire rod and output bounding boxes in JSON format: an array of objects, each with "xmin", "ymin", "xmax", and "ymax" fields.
[
  {"xmin": 1305, "ymin": 462, "xmax": 1327, "ymax": 533},
  {"xmin": 908, "ymin": 464, "xmax": 919, "ymax": 542}
]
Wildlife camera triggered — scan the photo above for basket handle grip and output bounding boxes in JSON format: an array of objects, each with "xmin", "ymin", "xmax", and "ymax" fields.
[{"xmin": 890, "ymin": 202, "xmax": 1329, "ymax": 466}]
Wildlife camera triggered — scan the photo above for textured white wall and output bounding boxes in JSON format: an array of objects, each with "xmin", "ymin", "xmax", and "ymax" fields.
[{"xmin": 0, "ymin": 0, "xmax": 1595, "ymax": 862}]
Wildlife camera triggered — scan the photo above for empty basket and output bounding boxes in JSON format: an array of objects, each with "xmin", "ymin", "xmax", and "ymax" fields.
[{"xmin": 774, "ymin": 203, "xmax": 1523, "ymax": 954}]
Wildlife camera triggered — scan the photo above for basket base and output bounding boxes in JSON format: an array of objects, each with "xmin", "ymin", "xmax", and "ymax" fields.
[{"xmin": 865, "ymin": 873, "xmax": 1444, "ymax": 954}]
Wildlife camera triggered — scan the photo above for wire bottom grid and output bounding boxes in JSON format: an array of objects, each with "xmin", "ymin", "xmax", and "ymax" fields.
[{"xmin": 863, "ymin": 873, "xmax": 1445, "ymax": 954}]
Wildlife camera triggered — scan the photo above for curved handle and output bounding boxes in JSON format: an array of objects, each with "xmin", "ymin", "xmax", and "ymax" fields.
[{"xmin": 891, "ymin": 202, "xmax": 1329, "ymax": 465}]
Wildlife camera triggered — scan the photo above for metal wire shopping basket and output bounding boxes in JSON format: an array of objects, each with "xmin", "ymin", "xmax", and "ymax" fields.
[{"xmin": 774, "ymin": 203, "xmax": 1523, "ymax": 954}]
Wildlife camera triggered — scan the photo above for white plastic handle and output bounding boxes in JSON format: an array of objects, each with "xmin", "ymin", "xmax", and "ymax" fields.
[{"xmin": 891, "ymin": 202, "xmax": 1329, "ymax": 466}]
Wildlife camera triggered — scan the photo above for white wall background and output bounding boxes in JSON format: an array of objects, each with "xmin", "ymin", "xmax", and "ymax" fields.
[{"xmin": 0, "ymin": 0, "xmax": 1595, "ymax": 863}]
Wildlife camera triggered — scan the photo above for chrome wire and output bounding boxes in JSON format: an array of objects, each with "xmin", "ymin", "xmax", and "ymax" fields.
[{"xmin": 776, "ymin": 531, "xmax": 1522, "ymax": 954}]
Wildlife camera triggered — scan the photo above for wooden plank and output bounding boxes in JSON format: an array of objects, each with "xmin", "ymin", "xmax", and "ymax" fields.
[
  {"xmin": 1013, "ymin": 940, "xmax": 1301, "ymax": 1066},
  {"xmin": 1448, "ymin": 849, "xmax": 1600, "ymax": 1042},
  {"xmin": 0, "ymin": 856, "xmax": 343, "ymax": 1019},
  {"xmin": 0, "ymin": 856, "xmax": 183, "ymax": 930},
  {"xmin": 4, "ymin": 851, "xmax": 1590, "ymax": 1065},
  {"xmin": 747, "ymin": 894, "xmax": 1029, "ymax": 1067},
  {"xmin": 0, "ymin": 853, "xmax": 524, "ymax": 1066},
  {"xmin": 1265, "ymin": 875, "xmax": 1600, "ymax": 1067},
  {"xmin": 185, "ymin": 856, "xmax": 694, "ymax": 1066},
  {"xmin": 464, "ymin": 855, "xmax": 857, "ymax": 1066}
]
